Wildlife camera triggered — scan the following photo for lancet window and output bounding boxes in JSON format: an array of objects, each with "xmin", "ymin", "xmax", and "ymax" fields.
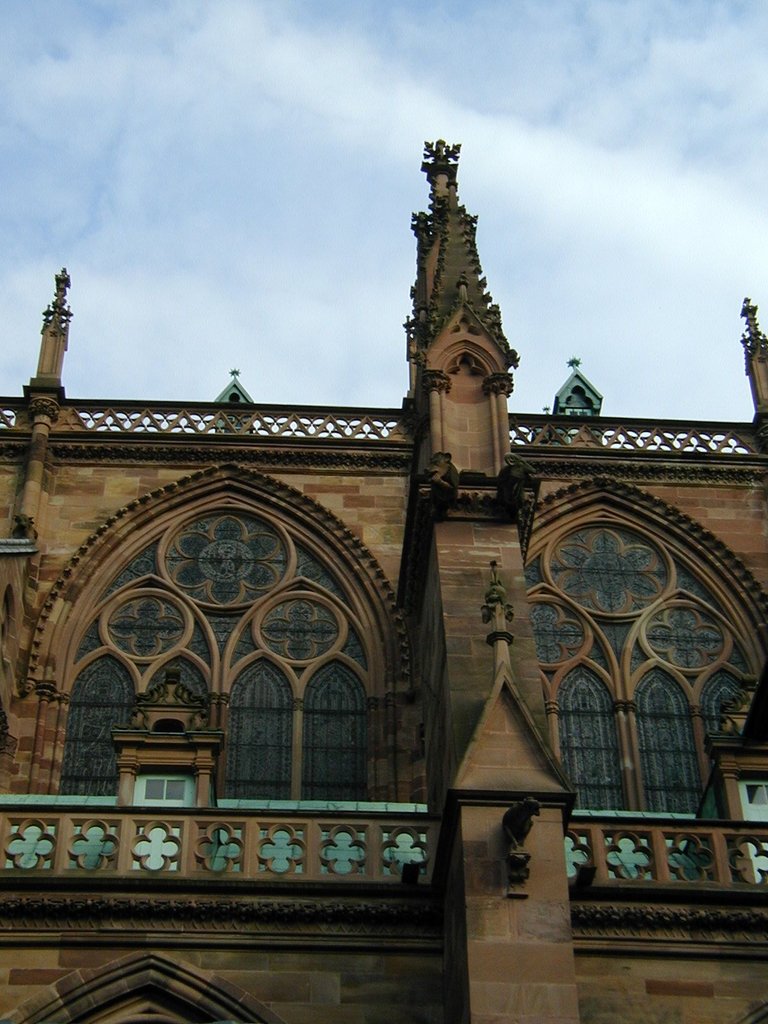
[
  {"xmin": 526, "ymin": 520, "xmax": 754, "ymax": 813},
  {"xmin": 61, "ymin": 509, "xmax": 371, "ymax": 802}
]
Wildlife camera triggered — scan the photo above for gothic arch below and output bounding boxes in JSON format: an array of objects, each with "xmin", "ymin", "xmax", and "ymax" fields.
[{"xmin": 6, "ymin": 951, "xmax": 287, "ymax": 1024}]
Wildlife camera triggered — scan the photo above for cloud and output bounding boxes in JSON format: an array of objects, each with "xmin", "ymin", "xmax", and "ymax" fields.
[{"xmin": 0, "ymin": 1, "xmax": 764, "ymax": 420}]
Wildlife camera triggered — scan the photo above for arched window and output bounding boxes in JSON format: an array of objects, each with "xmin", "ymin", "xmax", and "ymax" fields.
[
  {"xmin": 61, "ymin": 508, "xmax": 373, "ymax": 802},
  {"xmin": 60, "ymin": 656, "xmax": 134, "ymax": 795},
  {"xmin": 226, "ymin": 661, "xmax": 292, "ymax": 799},
  {"xmin": 302, "ymin": 663, "xmax": 367, "ymax": 800},
  {"xmin": 558, "ymin": 667, "xmax": 622, "ymax": 810},
  {"xmin": 527, "ymin": 519, "xmax": 758, "ymax": 813},
  {"xmin": 636, "ymin": 669, "xmax": 700, "ymax": 813}
]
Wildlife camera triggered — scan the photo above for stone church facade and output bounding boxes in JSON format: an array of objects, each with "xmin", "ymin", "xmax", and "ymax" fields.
[{"xmin": 0, "ymin": 141, "xmax": 767, "ymax": 1023}]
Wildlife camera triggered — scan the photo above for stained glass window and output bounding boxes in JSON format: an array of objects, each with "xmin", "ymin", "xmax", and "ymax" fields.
[
  {"xmin": 527, "ymin": 519, "xmax": 755, "ymax": 813},
  {"xmin": 226, "ymin": 662, "xmax": 293, "ymax": 799},
  {"xmin": 302, "ymin": 664, "xmax": 367, "ymax": 800},
  {"xmin": 558, "ymin": 668, "xmax": 623, "ymax": 809},
  {"xmin": 65, "ymin": 509, "xmax": 373, "ymax": 802},
  {"xmin": 636, "ymin": 669, "xmax": 700, "ymax": 813},
  {"xmin": 60, "ymin": 656, "xmax": 134, "ymax": 795}
]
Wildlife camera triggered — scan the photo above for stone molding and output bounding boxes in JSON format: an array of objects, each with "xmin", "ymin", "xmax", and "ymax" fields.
[
  {"xmin": 526, "ymin": 457, "xmax": 764, "ymax": 485},
  {"xmin": 0, "ymin": 893, "xmax": 442, "ymax": 934},
  {"xmin": 572, "ymin": 902, "xmax": 768, "ymax": 941}
]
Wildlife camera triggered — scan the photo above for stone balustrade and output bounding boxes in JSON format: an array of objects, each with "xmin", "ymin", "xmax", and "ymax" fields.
[
  {"xmin": 566, "ymin": 815, "xmax": 768, "ymax": 886},
  {"xmin": 0, "ymin": 804, "xmax": 435, "ymax": 882}
]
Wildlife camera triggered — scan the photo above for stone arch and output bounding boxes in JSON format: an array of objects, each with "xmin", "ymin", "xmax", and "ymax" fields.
[
  {"xmin": 27, "ymin": 464, "xmax": 413, "ymax": 800},
  {"xmin": 6, "ymin": 950, "xmax": 287, "ymax": 1024}
]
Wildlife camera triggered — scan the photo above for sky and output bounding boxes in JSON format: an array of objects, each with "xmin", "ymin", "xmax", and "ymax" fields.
[{"xmin": 1, "ymin": 0, "xmax": 767, "ymax": 420}]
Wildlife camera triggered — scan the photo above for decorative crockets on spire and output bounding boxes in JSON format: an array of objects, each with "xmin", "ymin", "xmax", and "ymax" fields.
[
  {"xmin": 33, "ymin": 267, "xmax": 72, "ymax": 386},
  {"xmin": 407, "ymin": 142, "xmax": 518, "ymax": 475},
  {"xmin": 742, "ymin": 298, "xmax": 768, "ymax": 419}
]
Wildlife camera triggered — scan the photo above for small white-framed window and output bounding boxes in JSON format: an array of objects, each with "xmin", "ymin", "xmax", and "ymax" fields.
[
  {"xmin": 135, "ymin": 774, "xmax": 195, "ymax": 807},
  {"xmin": 740, "ymin": 781, "xmax": 768, "ymax": 822}
]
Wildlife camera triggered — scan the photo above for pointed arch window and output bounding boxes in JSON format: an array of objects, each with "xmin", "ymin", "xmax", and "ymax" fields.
[
  {"xmin": 558, "ymin": 667, "xmax": 622, "ymax": 810},
  {"xmin": 60, "ymin": 656, "xmax": 134, "ymax": 795},
  {"xmin": 636, "ymin": 669, "xmax": 700, "ymax": 813},
  {"xmin": 526, "ymin": 520, "xmax": 758, "ymax": 813},
  {"xmin": 62, "ymin": 509, "xmax": 373, "ymax": 803},
  {"xmin": 302, "ymin": 663, "xmax": 367, "ymax": 801}
]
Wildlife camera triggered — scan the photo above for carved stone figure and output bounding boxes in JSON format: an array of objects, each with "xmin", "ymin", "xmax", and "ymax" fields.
[
  {"xmin": 502, "ymin": 797, "xmax": 540, "ymax": 888},
  {"xmin": 428, "ymin": 451, "xmax": 459, "ymax": 518},
  {"xmin": 496, "ymin": 452, "xmax": 536, "ymax": 521}
]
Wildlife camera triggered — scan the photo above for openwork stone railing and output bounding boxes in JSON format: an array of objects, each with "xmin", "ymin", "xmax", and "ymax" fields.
[
  {"xmin": 566, "ymin": 817, "xmax": 768, "ymax": 886},
  {"xmin": 511, "ymin": 415, "xmax": 757, "ymax": 455},
  {"xmin": 0, "ymin": 399, "xmax": 408, "ymax": 441},
  {"xmin": 0, "ymin": 807, "xmax": 434, "ymax": 882}
]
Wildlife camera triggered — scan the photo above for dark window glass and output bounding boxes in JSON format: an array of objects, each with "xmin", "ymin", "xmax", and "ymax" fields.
[
  {"xmin": 60, "ymin": 656, "xmax": 134, "ymax": 795},
  {"xmin": 225, "ymin": 661, "xmax": 292, "ymax": 799},
  {"xmin": 302, "ymin": 664, "xmax": 367, "ymax": 800},
  {"xmin": 636, "ymin": 669, "xmax": 700, "ymax": 813},
  {"xmin": 558, "ymin": 667, "xmax": 623, "ymax": 809}
]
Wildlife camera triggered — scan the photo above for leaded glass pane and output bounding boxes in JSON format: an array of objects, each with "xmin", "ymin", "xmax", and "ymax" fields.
[
  {"xmin": 558, "ymin": 668, "xmax": 623, "ymax": 810},
  {"xmin": 529, "ymin": 603, "xmax": 584, "ymax": 664},
  {"xmin": 645, "ymin": 606, "xmax": 723, "ymax": 670},
  {"xmin": 187, "ymin": 621, "xmax": 212, "ymax": 664},
  {"xmin": 636, "ymin": 669, "xmax": 700, "ymax": 813},
  {"xmin": 205, "ymin": 613, "xmax": 239, "ymax": 653},
  {"xmin": 107, "ymin": 596, "xmax": 185, "ymax": 658},
  {"xmin": 225, "ymin": 662, "xmax": 292, "ymax": 799},
  {"xmin": 674, "ymin": 563, "xmax": 715, "ymax": 605},
  {"xmin": 302, "ymin": 664, "xmax": 367, "ymax": 801},
  {"xmin": 166, "ymin": 514, "xmax": 287, "ymax": 605},
  {"xmin": 524, "ymin": 555, "xmax": 542, "ymax": 588},
  {"xmin": 74, "ymin": 620, "xmax": 102, "ymax": 663},
  {"xmin": 551, "ymin": 527, "xmax": 667, "ymax": 613},
  {"xmin": 600, "ymin": 621, "xmax": 632, "ymax": 660},
  {"xmin": 295, "ymin": 545, "xmax": 346, "ymax": 601},
  {"xmin": 262, "ymin": 600, "xmax": 339, "ymax": 660},
  {"xmin": 104, "ymin": 543, "xmax": 158, "ymax": 598},
  {"xmin": 60, "ymin": 656, "xmax": 134, "ymax": 796},
  {"xmin": 701, "ymin": 671, "xmax": 743, "ymax": 735},
  {"xmin": 342, "ymin": 628, "xmax": 368, "ymax": 669}
]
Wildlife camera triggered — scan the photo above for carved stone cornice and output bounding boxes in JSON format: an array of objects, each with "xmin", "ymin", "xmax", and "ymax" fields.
[
  {"xmin": 523, "ymin": 457, "xmax": 765, "ymax": 486},
  {"xmin": 0, "ymin": 893, "xmax": 442, "ymax": 935},
  {"xmin": 572, "ymin": 902, "xmax": 768, "ymax": 941},
  {"xmin": 47, "ymin": 443, "xmax": 412, "ymax": 473},
  {"xmin": 482, "ymin": 372, "xmax": 514, "ymax": 397},
  {"xmin": 28, "ymin": 397, "xmax": 60, "ymax": 423},
  {"xmin": 421, "ymin": 370, "xmax": 452, "ymax": 395}
]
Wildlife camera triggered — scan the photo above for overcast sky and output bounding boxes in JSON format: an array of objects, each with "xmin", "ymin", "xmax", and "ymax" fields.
[{"xmin": 1, "ymin": 1, "xmax": 766, "ymax": 420}]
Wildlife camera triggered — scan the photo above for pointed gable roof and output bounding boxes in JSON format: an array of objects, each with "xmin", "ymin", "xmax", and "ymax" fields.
[
  {"xmin": 214, "ymin": 369, "xmax": 254, "ymax": 404},
  {"xmin": 553, "ymin": 361, "xmax": 603, "ymax": 416}
]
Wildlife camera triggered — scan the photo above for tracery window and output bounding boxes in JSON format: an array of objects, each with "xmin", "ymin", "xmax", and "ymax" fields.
[
  {"xmin": 62, "ymin": 509, "xmax": 371, "ymax": 801},
  {"xmin": 526, "ymin": 521, "xmax": 756, "ymax": 812}
]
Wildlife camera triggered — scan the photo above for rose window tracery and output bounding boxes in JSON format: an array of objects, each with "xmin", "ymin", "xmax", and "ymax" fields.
[
  {"xmin": 64, "ymin": 507, "xmax": 371, "ymax": 801},
  {"xmin": 260, "ymin": 600, "xmax": 339, "ymax": 660},
  {"xmin": 165, "ymin": 514, "xmax": 287, "ymax": 605},
  {"xmin": 107, "ymin": 596, "xmax": 186, "ymax": 658},
  {"xmin": 527, "ymin": 519, "xmax": 756, "ymax": 813}
]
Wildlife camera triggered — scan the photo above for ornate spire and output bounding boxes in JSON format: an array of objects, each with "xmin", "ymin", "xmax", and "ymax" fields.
[
  {"xmin": 406, "ymin": 141, "xmax": 517, "ymax": 370},
  {"xmin": 34, "ymin": 267, "xmax": 72, "ymax": 384},
  {"xmin": 741, "ymin": 297, "xmax": 768, "ymax": 421}
]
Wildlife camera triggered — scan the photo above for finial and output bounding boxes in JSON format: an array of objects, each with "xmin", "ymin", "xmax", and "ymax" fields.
[
  {"xmin": 481, "ymin": 561, "xmax": 514, "ymax": 625},
  {"xmin": 421, "ymin": 139, "xmax": 461, "ymax": 191},
  {"xmin": 741, "ymin": 298, "xmax": 768, "ymax": 358},
  {"xmin": 230, "ymin": 368, "xmax": 240, "ymax": 378},
  {"xmin": 567, "ymin": 356, "xmax": 581, "ymax": 369},
  {"xmin": 42, "ymin": 267, "xmax": 72, "ymax": 331}
]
